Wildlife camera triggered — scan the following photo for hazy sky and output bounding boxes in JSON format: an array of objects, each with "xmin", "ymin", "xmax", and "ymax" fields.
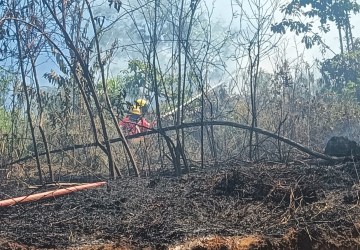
[{"xmin": 35, "ymin": 0, "xmax": 360, "ymax": 87}]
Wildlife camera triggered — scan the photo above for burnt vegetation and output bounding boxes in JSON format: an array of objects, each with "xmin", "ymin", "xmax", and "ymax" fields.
[
  {"xmin": 0, "ymin": 164, "xmax": 359, "ymax": 249},
  {"xmin": 0, "ymin": 0, "xmax": 360, "ymax": 249}
]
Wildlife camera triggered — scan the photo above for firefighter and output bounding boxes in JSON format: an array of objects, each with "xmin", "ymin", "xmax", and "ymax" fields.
[
  {"xmin": 134, "ymin": 98, "xmax": 148, "ymax": 114},
  {"xmin": 119, "ymin": 99, "xmax": 152, "ymax": 137}
]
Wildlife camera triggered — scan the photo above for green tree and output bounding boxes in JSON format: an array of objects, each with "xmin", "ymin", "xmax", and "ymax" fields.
[
  {"xmin": 102, "ymin": 59, "xmax": 192, "ymax": 116},
  {"xmin": 272, "ymin": 0, "xmax": 360, "ymax": 95},
  {"xmin": 271, "ymin": 0, "xmax": 360, "ymax": 53},
  {"xmin": 320, "ymin": 38, "xmax": 360, "ymax": 95}
]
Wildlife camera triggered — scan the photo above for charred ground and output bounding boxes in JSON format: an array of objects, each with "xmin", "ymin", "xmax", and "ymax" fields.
[{"xmin": 0, "ymin": 162, "xmax": 359, "ymax": 249}]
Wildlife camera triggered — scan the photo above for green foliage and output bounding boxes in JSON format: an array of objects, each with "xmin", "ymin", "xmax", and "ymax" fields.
[
  {"xmin": 0, "ymin": 71, "xmax": 13, "ymax": 135},
  {"xmin": 280, "ymin": 0, "xmax": 360, "ymax": 26},
  {"xmin": 101, "ymin": 59, "xmax": 198, "ymax": 117},
  {"xmin": 0, "ymin": 70, "xmax": 12, "ymax": 103},
  {"xmin": 0, "ymin": 107, "xmax": 10, "ymax": 134},
  {"xmin": 121, "ymin": 59, "xmax": 178, "ymax": 100},
  {"xmin": 107, "ymin": 60, "xmax": 175, "ymax": 98},
  {"xmin": 102, "ymin": 76, "xmax": 127, "ymax": 116},
  {"xmin": 271, "ymin": 0, "xmax": 360, "ymax": 49},
  {"xmin": 320, "ymin": 39, "xmax": 360, "ymax": 94},
  {"xmin": 43, "ymin": 70, "xmax": 72, "ymax": 120},
  {"xmin": 272, "ymin": 0, "xmax": 360, "ymax": 95},
  {"xmin": 96, "ymin": 60, "xmax": 150, "ymax": 116},
  {"xmin": 122, "ymin": 59, "xmax": 151, "ymax": 99}
]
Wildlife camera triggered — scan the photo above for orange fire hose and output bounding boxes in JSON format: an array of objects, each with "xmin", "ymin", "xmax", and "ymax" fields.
[{"xmin": 0, "ymin": 181, "xmax": 106, "ymax": 207}]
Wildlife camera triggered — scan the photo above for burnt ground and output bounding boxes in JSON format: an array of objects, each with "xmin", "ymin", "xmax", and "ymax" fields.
[{"xmin": 0, "ymin": 162, "xmax": 359, "ymax": 249}]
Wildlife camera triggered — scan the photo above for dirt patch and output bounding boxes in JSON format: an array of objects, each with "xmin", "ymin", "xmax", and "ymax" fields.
[
  {"xmin": 0, "ymin": 240, "xmax": 27, "ymax": 250},
  {"xmin": 169, "ymin": 235, "xmax": 268, "ymax": 250},
  {"xmin": 0, "ymin": 163, "xmax": 359, "ymax": 249}
]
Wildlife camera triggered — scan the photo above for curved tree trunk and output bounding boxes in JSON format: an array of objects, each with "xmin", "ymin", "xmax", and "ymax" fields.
[{"xmin": 6, "ymin": 120, "xmax": 346, "ymax": 169}]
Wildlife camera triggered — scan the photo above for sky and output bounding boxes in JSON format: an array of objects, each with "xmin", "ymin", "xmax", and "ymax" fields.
[{"xmin": 33, "ymin": 0, "xmax": 360, "ymax": 89}]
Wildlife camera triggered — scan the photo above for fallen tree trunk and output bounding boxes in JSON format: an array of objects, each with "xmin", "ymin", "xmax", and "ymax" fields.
[
  {"xmin": 3, "ymin": 120, "xmax": 345, "ymax": 167},
  {"xmin": 0, "ymin": 181, "xmax": 106, "ymax": 207}
]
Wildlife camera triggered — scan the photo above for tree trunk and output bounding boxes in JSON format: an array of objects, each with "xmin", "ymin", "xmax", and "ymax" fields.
[
  {"xmin": 30, "ymin": 57, "xmax": 53, "ymax": 182},
  {"xmin": 13, "ymin": 15, "xmax": 43, "ymax": 183},
  {"xmin": 86, "ymin": 0, "xmax": 138, "ymax": 178},
  {"xmin": 337, "ymin": 25, "xmax": 344, "ymax": 55}
]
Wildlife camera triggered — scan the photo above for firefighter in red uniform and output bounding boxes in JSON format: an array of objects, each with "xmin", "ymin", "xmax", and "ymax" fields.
[{"xmin": 119, "ymin": 99, "xmax": 152, "ymax": 138}]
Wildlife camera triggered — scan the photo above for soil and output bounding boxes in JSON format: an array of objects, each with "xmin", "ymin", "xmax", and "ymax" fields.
[{"xmin": 0, "ymin": 162, "xmax": 359, "ymax": 249}]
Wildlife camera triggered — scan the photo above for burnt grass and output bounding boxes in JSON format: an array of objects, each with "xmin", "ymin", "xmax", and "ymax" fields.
[{"xmin": 0, "ymin": 162, "xmax": 359, "ymax": 249}]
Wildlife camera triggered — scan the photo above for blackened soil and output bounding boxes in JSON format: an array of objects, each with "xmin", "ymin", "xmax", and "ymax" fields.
[{"xmin": 0, "ymin": 163, "xmax": 359, "ymax": 249}]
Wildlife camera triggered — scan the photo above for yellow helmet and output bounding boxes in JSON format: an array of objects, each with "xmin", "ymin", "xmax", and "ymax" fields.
[
  {"xmin": 135, "ymin": 98, "xmax": 147, "ymax": 108},
  {"xmin": 130, "ymin": 106, "xmax": 141, "ymax": 115}
]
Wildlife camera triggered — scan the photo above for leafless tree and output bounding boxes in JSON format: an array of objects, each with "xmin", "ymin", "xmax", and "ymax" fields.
[{"xmin": 230, "ymin": 0, "xmax": 281, "ymax": 160}]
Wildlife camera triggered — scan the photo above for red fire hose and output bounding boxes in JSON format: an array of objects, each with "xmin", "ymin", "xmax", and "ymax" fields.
[{"xmin": 0, "ymin": 181, "xmax": 106, "ymax": 207}]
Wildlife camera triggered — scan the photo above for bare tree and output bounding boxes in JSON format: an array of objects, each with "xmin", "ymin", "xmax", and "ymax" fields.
[{"xmin": 230, "ymin": 0, "xmax": 281, "ymax": 161}]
